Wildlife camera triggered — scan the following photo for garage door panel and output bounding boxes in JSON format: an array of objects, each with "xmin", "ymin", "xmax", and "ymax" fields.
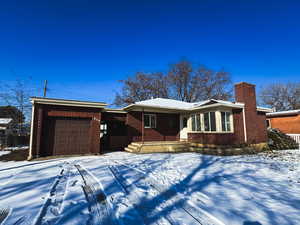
[{"xmin": 46, "ymin": 117, "xmax": 91, "ymax": 156}]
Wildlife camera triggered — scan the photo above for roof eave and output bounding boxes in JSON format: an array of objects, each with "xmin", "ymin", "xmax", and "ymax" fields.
[
  {"xmin": 257, "ymin": 107, "xmax": 273, "ymax": 113},
  {"xmin": 103, "ymin": 108, "xmax": 127, "ymax": 113},
  {"xmin": 266, "ymin": 110, "xmax": 300, "ymax": 117},
  {"xmin": 191, "ymin": 103, "xmax": 244, "ymax": 111},
  {"xmin": 31, "ymin": 97, "xmax": 107, "ymax": 108},
  {"xmin": 123, "ymin": 104, "xmax": 189, "ymax": 112}
]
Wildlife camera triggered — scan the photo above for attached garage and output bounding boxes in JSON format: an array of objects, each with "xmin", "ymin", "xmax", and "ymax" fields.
[
  {"xmin": 29, "ymin": 97, "xmax": 107, "ymax": 159},
  {"xmin": 42, "ymin": 117, "xmax": 91, "ymax": 156}
]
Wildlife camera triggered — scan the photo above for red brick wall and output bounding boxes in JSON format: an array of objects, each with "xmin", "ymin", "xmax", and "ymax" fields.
[
  {"xmin": 31, "ymin": 104, "xmax": 102, "ymax": 158},
  {"xmin": 235, "ymin": 82, "xmax": 268, "ymax": 144},
  {"xmin": 126, "ymin": 111, "xmax": 180, "ymax": 142},
  {"xmin": 256, "ymin": 111, "xmax": 268, "ymax": 142},
  {"xmin": 30, "ymin": 104, "xmax": 43, "ymax": 158},
  {"xmin": 232, "ymin": 108, "xmax": 245, "ymax": 144},
  {"xmin": 102, "ymin": 112, "xmax": 126, "ymax": 122},
  {"xmin": 269, "ymin": 114, "xmax": 300, "ymax": 134},
  {"xmin": 188, "ymin": 133, "xmax": 236, "ymax": 145}
]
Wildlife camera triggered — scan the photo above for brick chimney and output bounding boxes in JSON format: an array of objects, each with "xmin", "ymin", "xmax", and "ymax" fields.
[{"xmin": 235, "ymin": 82, "xmax": 258, "ymax": 144}]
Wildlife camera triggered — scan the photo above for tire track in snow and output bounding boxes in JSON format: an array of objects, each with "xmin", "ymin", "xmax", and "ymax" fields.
[
  {"xmin": 33, "ymin": 162, "xmax": 71, "ymax": 225},
  {"xmin": 74, "ymin": 164, "xmax": 115, "ymax": 225},
  {"xmin": 109, "ymin": 163, "xmax": 202, "ymax": 225},
  {"xmin": 111, "ymin": 160, "xmax": 225, "ymax": 225},
  {"xmin": 108, "ymin": 166, "xmax": 172, "ymax": 225}
]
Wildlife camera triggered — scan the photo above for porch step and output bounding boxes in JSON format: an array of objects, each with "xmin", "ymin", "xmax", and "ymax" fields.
[
  {"xmin": 124, "ymin": 141, "xmax": 190, "ymax": 153},
  {"xmin": 124, "ymin": 144, "xmax": 141, "ymax": 152},
  {"xmin": 124, "ymin": 147, "xmax": 135, "ymax": 152},
  {"xmin": 131, "ymin": 142, "xmax": 142, "ymax": 147}
]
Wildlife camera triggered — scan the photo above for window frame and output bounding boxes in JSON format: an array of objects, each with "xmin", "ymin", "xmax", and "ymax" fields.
[
  {"xmin": 188, "ymin": 109, "xmax": 234, "ymax": 133},
  {"xmin": 144, "ymin": 114, "xmax": 156, "ymax": 128},
  {"xmin": 204, "ymin": 111, "xmax": 216, "ymax": 132},
  {"xmin": 221, "ymin": 111, "xmax": 232, "ymax": 132},
  {"xmin": 191, "ymin": 113, "xmax": 201, "ymax": 131}
]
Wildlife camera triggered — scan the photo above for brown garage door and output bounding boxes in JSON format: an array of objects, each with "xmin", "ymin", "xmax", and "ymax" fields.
[{"xmin": 43, "ymin": 117, "xmax": 91, "ymax": 156}]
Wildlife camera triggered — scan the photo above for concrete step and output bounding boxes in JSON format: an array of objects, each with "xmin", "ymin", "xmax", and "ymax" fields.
[
  {"xmin": 124, "ymin": 141, "xmax": 191, "ymax": 153},
  {"xmin": 132, "ymin": 141, "xmax": 187, "ymax": 146},
  {"xmin": 131, "ymin": 142, "xmax": 142, "ymax": 147},
  {"xmin": 128, "ymin": 144, "xmax": 139, "ymax": 149},
  {"xmin": 124, "ymin": 144, "xmax": 140, "ymax": 152},
  {"xmin": 125, "ymin": 147, "xmax": 137, "ymax": 152}
]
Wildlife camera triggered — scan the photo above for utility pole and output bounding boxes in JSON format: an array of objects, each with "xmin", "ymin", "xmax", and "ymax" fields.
[{"xmin": 43, "ymin": 80, "xmax": 48, "ymax": 97}]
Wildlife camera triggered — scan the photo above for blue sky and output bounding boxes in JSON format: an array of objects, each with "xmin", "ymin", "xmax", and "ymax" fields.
[{"xmin": 1, "ymin": 0, "xmax": 300, "ymax": 106}]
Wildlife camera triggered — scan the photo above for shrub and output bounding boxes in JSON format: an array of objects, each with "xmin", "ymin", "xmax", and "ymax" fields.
[{"xmin": 268, "ymin": 128, "xmax": 299, "ymax": 150}]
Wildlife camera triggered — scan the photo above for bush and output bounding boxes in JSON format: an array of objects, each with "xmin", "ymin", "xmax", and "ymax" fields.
[{"xmin": 268, "ymin": 128, "xmax": 299, "ymax": 150}]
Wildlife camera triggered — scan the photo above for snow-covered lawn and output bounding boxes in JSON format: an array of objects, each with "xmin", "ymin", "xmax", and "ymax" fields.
[{"xmin": 0, "ymin": 150, "xmax": 299, "ymax": 225}]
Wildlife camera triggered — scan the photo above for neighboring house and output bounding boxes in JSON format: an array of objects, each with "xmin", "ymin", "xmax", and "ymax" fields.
[
  {"xmin": 29, "ymin": 82, "xmax": 271, "ymax": 159},
  {"xmin": 0, "ymin": 118, "xmax": 13, "ymax": 148},
  {"xmin": 266, "ymin": 109, "xmax": 300, "ymax": 144},
  {"xmin": 266, "ymin": 110, "xmax": 300, "ymax": 134}
]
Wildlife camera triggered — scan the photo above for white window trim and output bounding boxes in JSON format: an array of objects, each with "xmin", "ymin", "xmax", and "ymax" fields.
[
  {"xmin": 188, "ymin": 110, "xmax": 234, "ymax": 134},
  {"xmin": 220, "ymin": 111, "xmax": 233, "ymax": 132},
  {"xmin": 204, "ymin": 111, "xmax": 217, "ymax": 132},
  {"xmin": 191, "ymin": 113, "xmax": 201, "ymax": 132},
  {"xmin": 144, "ymin": 114, "xmax": 156, "ymax": 128}
]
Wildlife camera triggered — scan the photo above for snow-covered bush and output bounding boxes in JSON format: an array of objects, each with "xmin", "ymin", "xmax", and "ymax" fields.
[{"xmin": 268, "ymin": 128, "xmax": 299, "ymax": 150}]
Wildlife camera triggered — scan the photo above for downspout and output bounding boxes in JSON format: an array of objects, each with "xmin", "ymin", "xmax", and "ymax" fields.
[
  {"xmin": 28, "ymin": 101, "xmax": 35, "ymax": 160},
  {"xmin": 142, "ymin": 108, "xmax": 144, "ymax": 144},
  {"xmin": 242, "ymin": 107, "xmax": 247, "ymax": 143}
]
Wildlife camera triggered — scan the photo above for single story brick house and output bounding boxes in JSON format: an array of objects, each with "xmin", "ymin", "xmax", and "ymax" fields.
[{"xmin": 29, "ymin": 82, "xmax": 271, "ymax": 159}]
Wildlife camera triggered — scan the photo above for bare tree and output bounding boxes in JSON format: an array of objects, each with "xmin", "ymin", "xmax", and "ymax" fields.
[
  {"xmin": 114, "ymin": 72, "xmax": 169, "ymax": 106},
  {"xmin": 167, "ymin": 60, "xmax": 195, "ymax": 102},
  {"xmin": 0, "ymin": 79, "xmax": 33, "ymax": 134},
  {"xmin": 167, "ymin": 61, "xmax": 232, "ymax": 102},
  {"xmin": 260, "ymin": 82, "xmax": 300, "ymax": 111},
  {"xmin": 114, "ymin": 60, "xmax": 232, "ymax": 106},
  {"xmin": 195, "ymin": 66, "xmax": 232, "ymax": 101}
]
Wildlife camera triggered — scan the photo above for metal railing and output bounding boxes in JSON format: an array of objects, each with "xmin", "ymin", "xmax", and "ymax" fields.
[{"xmin": 287, "ymin": 134, "xmax": 300, "ymax": 149}]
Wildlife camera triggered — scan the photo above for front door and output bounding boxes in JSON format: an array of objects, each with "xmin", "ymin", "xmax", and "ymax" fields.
[{"xmin": 180, "ymin": 115, "xmax": 188, "ymax": 140}]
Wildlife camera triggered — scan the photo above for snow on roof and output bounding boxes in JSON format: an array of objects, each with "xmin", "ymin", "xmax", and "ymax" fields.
[
  {"xmin": 267, "ymin": 109, "xmax": 300, "ymax": 117},
  {"xmin": 130, "ymin": 98, "xmax": 244, "ymax": 110},
  {"xmin": 0, "ymin": 118, "xmax": 13, "ymax": 125},
  {"xmin": 134, "ymin": 98, "xmax": 196, "ymax": 110}
]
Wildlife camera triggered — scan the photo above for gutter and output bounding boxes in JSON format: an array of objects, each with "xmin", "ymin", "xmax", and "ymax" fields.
[{"xmin": 267, "ymin": 110, "xmax": 300, "ymax": 117}]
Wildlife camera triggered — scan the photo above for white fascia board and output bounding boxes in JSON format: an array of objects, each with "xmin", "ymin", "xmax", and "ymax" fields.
[
  {"xmin": 122, "ymin": 104, "xmax": 135, "ymax": 110},
  {"xmin": 31, "ymin": 97, "xmax": 107, "ymax": 108},
  {"xmin": 191, "ymin": 103, "xmax": 244, "ymax": 111},
  {"xmin": 257, "ymin": 107, "xmax": 273, "ymax": 113},
  {"xmin": 103, "ymin": 108, "xmax": 127, "ymax": 113},
  {"xmin": 123, "ymin": 104, "xmax": 189, "ymax": 112},
  {"xmin": 267, "ymin": 109, "xmax": 300, "ymax": 117}
]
